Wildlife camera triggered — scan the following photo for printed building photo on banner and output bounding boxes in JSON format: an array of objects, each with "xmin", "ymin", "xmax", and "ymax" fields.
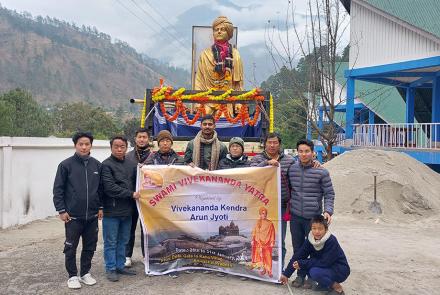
[{"xmin": 136, "ymin": 165, "xmax": 281, "ymax": 283}]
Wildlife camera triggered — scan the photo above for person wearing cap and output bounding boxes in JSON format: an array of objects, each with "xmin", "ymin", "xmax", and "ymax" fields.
[
  {"xmin": 218, "ymin": 137, "xmax": 250, "ymax": 169},
  {"xmin": 144, "ymin": 130, "xmax": 183, "ymax": 279},
  {"xmin": 145, "ymin": 130, "xmax": 184, "ymax": 166}
]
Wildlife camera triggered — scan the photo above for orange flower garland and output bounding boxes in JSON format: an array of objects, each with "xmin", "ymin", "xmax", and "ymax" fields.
[
  {"xmin": 160, "ymin": 101, "xmax": 180, "ymax": 121},
  {"xmin": 155, "ymin": 87, "xmax": 262, "ymax": 126}
]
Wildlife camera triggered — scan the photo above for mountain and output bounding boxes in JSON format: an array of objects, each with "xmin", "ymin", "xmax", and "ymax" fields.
[{"xmin": 0, "ymin": 7, "xmax": 190, "ymax": 108}]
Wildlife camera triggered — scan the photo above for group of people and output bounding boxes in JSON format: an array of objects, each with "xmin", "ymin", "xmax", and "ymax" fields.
[{"xmin": 53, "ymin": 114, "xmax": 350, "ymax": 295}]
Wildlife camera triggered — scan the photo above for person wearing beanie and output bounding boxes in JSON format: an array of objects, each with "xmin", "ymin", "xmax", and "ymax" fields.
[
  {"xmin": 144, "ymin": 130, "xmax": 182, "ymax": 278},
  {"xmin": 218, "ymin": 136, "xmax": 250, "ymax": 170},
  {"xmin": 156, "ymin": 130, "xmax": 173, "ymax": 145},
  {"xmin": 145, "ymin": 130, "xmax": 183, "ymax": 166}
]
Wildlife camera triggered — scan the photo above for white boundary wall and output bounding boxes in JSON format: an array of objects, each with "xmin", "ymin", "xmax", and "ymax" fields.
[{"xmin": 0, "ymin": 137, "xmax": 111, "ymax": 229}]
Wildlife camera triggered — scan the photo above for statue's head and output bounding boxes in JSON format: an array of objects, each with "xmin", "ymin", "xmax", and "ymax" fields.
[{"xmin": 212, "ymin": 16, "xmax": 233, "ymax": 42}]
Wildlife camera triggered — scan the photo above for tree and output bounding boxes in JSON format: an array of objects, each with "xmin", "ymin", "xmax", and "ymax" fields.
[
  {"xmin": 0, "ymin": 88, "xmax": 53, "ymax": 136},
  {"xmin": 265, "ymin": 0, "xmax": 349, "ymax": 160},
  {"xmin": 261, "ymin": 66, "xmax": 307, "ymax": 148},
  {"xmin": 51, "ymin": 102, "xmax": 121, "ymax": 139},
  {"xmin": 123, "ymin": 117, "xmax": 141, "ymax": 146}
]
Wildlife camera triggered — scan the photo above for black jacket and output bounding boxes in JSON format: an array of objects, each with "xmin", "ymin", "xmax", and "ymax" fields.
[
  {"xmin": 101, "ymin": 155, "xmax": 137, "ymax": 217},
  {"xmin": 218, "ymin": 154, "xmax": 250, "ymax": 169},
  {"xmin": 53, "ymin": 153, "xmax": 102, "ymax": 219},
  {"xmin": 126, "ymin": 147, "xmax": 151, "ymax": 165},
  {"xmin": 145, "ymin": 150, "xmax": 184, "ymax": 165}
]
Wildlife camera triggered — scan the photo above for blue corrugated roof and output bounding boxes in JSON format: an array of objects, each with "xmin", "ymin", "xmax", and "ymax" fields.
[{"xmin": 335, "ymin": 62, "xmax": 408, "ymax": 127}]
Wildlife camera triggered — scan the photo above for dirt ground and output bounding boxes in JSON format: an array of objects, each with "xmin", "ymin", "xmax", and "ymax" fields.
[{"xmin": 1, "ymin": 214, "xmax": 439, "ymax": 295}]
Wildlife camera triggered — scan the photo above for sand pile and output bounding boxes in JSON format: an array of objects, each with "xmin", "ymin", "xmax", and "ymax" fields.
[{"xmin": 324, "ymin": 149, "xmax": 440, "ymax": 222}]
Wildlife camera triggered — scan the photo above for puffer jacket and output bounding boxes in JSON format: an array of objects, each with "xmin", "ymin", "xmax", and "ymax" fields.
[
  {"xmin": 218, "ymin": 154, "xmax": 250, "ymax": 169},
  {"xmin": 250, "ymin": 151, "xmax": 295, "ymax": 207},
  {"xmin": 288, "ymin": 161, "xmax": 335, "ymax": 219}
]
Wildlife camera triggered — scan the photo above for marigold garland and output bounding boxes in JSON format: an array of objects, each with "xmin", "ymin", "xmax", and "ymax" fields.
[
  {"xmin": 155, "ymin": 87, "xmax": 263, "ymax": 126},
  {"xmin": 152, "ymin": 87, "xmax": 264, "ymax": 103}
]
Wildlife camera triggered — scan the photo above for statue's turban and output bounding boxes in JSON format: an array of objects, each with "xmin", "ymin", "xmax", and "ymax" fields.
[{"xmin": 212, "ymin": 16, "xmax": 233, "ymax": 40}]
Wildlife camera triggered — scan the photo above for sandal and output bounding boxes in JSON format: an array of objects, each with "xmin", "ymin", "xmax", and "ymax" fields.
[
  {"xmin": 303, "ymin": 278, "xmax": 315, "ymax": 289},
  {"xmin": 291, "ymin": 276, "xmax": 304, "ymax": 288},
  {"xmin": 313, "ymin": 283, "xmax": 330, "ymax": 292},
  {"xmin": 326, "ymin": 290, "xmax": 345, "ymax": 295}
]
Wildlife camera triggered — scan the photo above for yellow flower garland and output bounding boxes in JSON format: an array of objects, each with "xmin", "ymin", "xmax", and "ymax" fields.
[
  {"xmin": 269, "ymin": 94, "xmax": 274, "ymax": 132},
  {"xmin": 152, "ymin": 87, "xmax": 262, "ymax": 103}
]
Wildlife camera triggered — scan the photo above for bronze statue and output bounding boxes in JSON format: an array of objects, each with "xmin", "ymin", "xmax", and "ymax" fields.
[{"xmin": 194, "ymin": 16, "xmax": 244, "ymax": 115}]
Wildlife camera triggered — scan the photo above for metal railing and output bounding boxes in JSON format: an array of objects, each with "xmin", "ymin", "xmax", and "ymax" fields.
[
  {"xmin": 352, "ymin": 123, "xmax": 440, "ymax": 150},
  {"xmin": 335, "ymin": 133, "xmax": 346, "ymax": 145}
]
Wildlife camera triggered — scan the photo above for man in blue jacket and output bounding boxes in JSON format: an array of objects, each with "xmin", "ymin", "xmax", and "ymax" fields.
[
  {"xmin": 288, "ymin": 139, "xmax": 335, "ymax": 288},
  {"xmin": 53, "ymin": 132, "xmax": 102, "ymax": 289}
]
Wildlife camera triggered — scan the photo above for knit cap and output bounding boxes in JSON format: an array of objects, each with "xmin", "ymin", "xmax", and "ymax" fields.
[
  {"xmin": 156, "ymin": 130, "xmax": 173, "ymax": 144},
  {"xmin": 229, "ymin": 137, "xmax": 244, "ymax": 150}
]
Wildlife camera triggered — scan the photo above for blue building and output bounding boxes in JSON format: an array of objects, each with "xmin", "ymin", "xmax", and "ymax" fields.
[{"xmin": 316, "ymin": 0, "xmax": 440, "ymax": 169}]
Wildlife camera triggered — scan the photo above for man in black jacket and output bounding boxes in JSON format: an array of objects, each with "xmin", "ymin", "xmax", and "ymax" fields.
[
  {"xmin": 53, "ymin": 131, "xmax": 102, "ymax": 289},
  {"xmin": 124, "ymin": 128, "xmax": 150, "ymax": 267},
  {"xmin": 101, "ymin": 136, "xmax": 139, "ymax": 282}
]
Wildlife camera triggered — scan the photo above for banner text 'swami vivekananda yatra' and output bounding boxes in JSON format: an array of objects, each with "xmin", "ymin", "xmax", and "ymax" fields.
[
  {"xmin": 137, "ymin": 165, "xmax": 281, "ymax": 283},
  {"xmin": 148, "ymin": 175, "xmax": 270, "ymax": 207}
]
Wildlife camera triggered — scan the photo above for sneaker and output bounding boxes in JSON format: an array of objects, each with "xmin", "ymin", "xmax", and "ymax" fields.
[
  {"xmin": 303, "ymin": 278, "xmax": 315, "ymax": 289},
  {"xmin": 216, "ymin": 272, "xmax": 227, "ymax": 277},
  {"xmin": 184, "ymin": 270, "xmax": 195, "ymax": 274},
  {"xmin": 116, "ymin": 268, "xmax": 137, "ymax": 276},
  {"xmin": 106, "ymin": 270, "xmax": 119, "ymax": 282},
  {"xmin": 79, "ymin": 273, "xmax": 96, "ymax": 286},
  {"xmin": 292, "ymin": 276, "xmax": 304, "ymax": 288},
  {"xmin": 124, "ymin": 257, "xmax": 132, "ymax": 268},
  {"xmin": 67, "ymin": 276, "xmax": 81, "ymax": 289},
  {"xmin": 168, "ymin": 272, "xmax": 179, "ymax": 278},
  {"xmin": 202, "ymin": 270, "xmax": 213, "ymax": 274}
]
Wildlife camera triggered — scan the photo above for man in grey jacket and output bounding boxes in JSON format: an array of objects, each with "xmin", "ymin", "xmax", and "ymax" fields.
[
  {"xmin": 250, "ymin": 132, "xmax": 295, "ymax": 268},
  {"xmin": 287, "ymin": 139, "xmax": 335, "ymax": 289}
]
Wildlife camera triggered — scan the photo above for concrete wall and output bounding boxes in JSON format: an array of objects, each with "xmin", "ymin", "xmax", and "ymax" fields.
[{"xmin": 0, "ymin": 137, "xmax": 111, "ymax": 229}]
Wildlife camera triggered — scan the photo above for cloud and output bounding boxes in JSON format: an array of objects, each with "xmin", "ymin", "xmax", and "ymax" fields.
[{"xmin": 0, "ymin": 0, "xmax": 349, "ymax": 78}]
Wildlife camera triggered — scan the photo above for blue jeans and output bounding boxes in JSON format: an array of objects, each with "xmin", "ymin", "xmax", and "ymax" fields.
[{"xmin": 103, "ymin": 216, "xmax": 132, "ymax": 272}]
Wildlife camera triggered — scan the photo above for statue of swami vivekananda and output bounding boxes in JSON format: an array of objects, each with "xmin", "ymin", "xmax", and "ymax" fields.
[{"xmin": 195, "ymin": 16, "xmax": 244, "ymax": 91}]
